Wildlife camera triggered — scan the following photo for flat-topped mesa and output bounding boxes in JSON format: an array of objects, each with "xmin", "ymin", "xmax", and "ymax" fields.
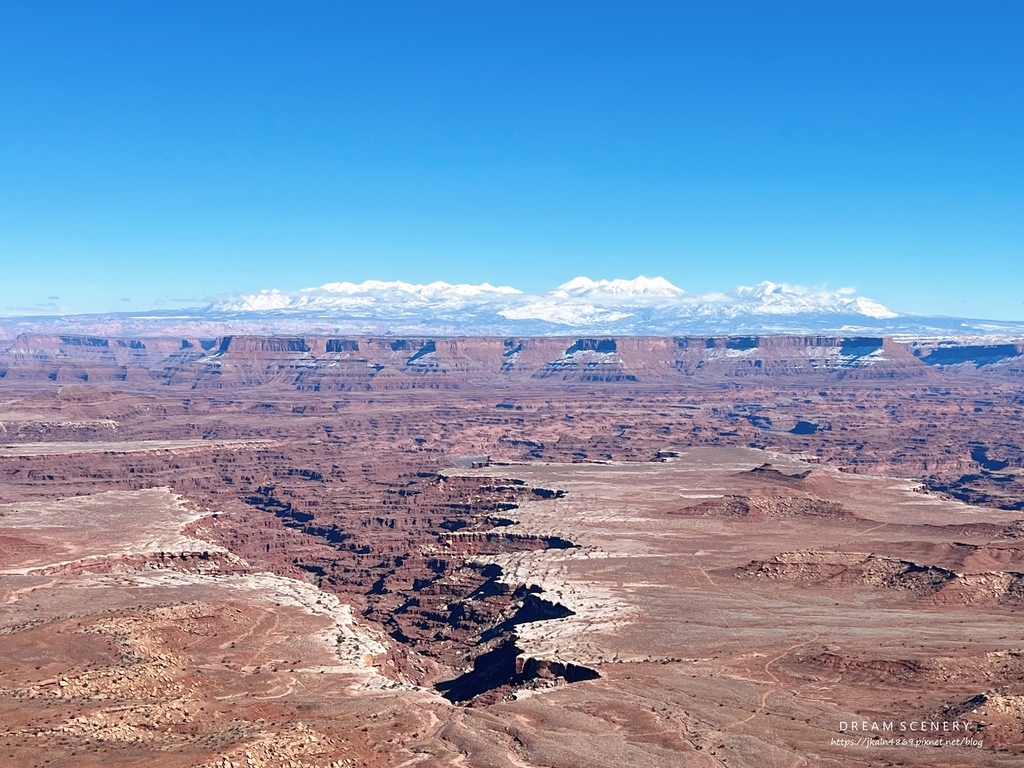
[
  {"xmin": 214, "ymin": 336, "xmax": 313, "ymax": 354},
  {"xmin": 2, "ymin": 334, "xmax": 1022, "ymax": 390},
  {"xmin": 1, "ymin": 334, "xmax": 199, "ymax": 383},
  {"xmin": 910, "ymin": 341, "xmax": 1024, "ymax": 369},
  {"xmin": 679, "ymin": 335, "xmax": 856, "ymax": 350},
  {"xmin": 9, "ymin": 333, "xmax": 192, "ymax": 356}
]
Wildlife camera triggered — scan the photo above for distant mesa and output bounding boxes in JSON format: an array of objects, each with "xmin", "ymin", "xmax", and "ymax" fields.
[{"xmin": 3, "ymin": 333, "xmax": 1023, "ymax": 391}]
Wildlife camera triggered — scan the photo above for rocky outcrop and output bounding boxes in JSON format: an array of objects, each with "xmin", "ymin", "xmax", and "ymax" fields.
[
  {"xmin": 740, "ymin": 551, "xmax": 957, "ymax": 594},
  {"xmin": 28, "ymin": 549, "xmax": 250, "ymax": 577},
  {"xmin": 742, "ymin": 549, "xmax": 1024, "ymax": 607},
  {"xmin": 673, "ymin": 494, "xmax": 852, "ymax": 519}
]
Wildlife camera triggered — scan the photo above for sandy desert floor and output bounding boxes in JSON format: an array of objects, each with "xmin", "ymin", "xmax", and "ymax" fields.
[{"xmin": 2, "ymin": 446, "xmax": 1023, "ymax": 766}]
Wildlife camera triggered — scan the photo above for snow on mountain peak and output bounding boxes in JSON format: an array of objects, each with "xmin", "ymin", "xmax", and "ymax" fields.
[
  {"xmin": 854, "ymin": 296, "xmax": 899, "ymax": 319},
  {"xmin": 217, "ymin": 280, "xmax": 523, "ymax": 312},
  {"xmin": 209, "ymin": 275, "xmax": 900, "ymax": 331},
  {"xmin": 720, "ymin": 281, "xmax": 897, "ymax": 318},
  {"xmin": 556, "ymin": 275, "xmax": 686, "ymax": 298}
]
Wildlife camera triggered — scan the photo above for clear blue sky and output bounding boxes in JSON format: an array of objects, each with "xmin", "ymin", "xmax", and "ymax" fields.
[{"xmin": 1, "ymin": 1, "xmax": 1021, "ymax": 318}]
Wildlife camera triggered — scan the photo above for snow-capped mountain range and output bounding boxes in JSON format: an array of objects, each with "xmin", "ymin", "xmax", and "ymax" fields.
[
  {"xmin": 4, "ymin": 277, "xmax": 1023, "ymax": 338},
  {"xmin": 208, "ymin": 276, "xmax": 911, "ymax": 334}
]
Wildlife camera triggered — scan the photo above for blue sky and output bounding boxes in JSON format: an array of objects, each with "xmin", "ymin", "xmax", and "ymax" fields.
[{"xmin": 1, "ymin": 1, "xmax": 1021, "ymax": 319}]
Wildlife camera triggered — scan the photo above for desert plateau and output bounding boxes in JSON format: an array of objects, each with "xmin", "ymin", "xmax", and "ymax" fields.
[{"xmin": 0, "ymin": 333, "xmax": 1021, "ymax": 767}]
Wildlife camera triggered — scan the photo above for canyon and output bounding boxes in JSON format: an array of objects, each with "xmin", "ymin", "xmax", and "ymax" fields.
[{"xmin": 1, "ymin": 333, "xmax": 1023, "ymax": 767}]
